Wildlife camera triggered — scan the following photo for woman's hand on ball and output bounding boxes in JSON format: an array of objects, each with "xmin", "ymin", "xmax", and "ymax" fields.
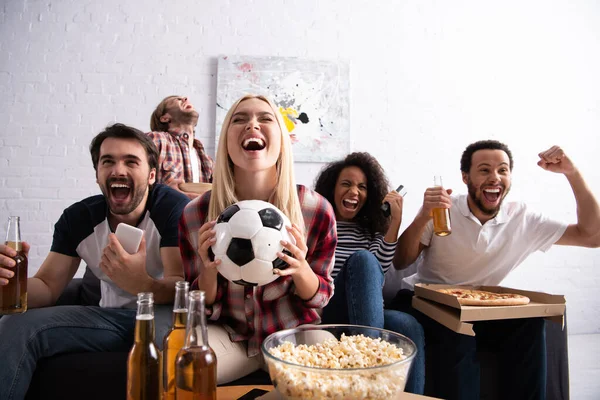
[
  {"xmin": 198, "ymin": 220, "xmax": 221, "ymax": 271},
  {"xmin": 274, "ymin": 224, "xmax": 311, "ymax": 277}
]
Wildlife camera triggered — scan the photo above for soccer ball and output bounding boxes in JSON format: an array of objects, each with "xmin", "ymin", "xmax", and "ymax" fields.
[{"xmin": 210, "ymin": 200, "xmax": 296, "ymax": 287}]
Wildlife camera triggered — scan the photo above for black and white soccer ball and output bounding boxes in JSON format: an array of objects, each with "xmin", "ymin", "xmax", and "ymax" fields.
[{"xmin": 210, "ymin": 200, "xmax": 296, "ymax": 287}]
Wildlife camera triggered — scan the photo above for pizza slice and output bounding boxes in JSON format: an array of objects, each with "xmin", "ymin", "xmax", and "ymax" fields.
[{"xmin": 436, "ymin": 288, "xmax": 530, "ymax": 306}]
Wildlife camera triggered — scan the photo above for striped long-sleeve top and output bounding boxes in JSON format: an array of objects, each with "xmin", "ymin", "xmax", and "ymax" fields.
[{"xmin": 333, "ymin": 221, "xmax": 397, "ymax": 279}]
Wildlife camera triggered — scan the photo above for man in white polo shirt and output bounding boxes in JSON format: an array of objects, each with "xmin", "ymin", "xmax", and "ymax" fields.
[{"xmin": 391, "ymin": 140, "xmax": 600, "ymax": 400}]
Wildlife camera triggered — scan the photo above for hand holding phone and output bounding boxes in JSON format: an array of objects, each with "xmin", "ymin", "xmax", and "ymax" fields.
[
  {"xmin": 381, "ymin": 185, "xmax": 407, "ymax": 217},
  {"xmin": 115, "ymin": 223, "xmax": 144, "ymax": 254}
]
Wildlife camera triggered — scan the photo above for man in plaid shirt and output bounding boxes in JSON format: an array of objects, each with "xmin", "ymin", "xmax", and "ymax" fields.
[{"xmin": 148, "ymin": 95, "xmax": 213, "ymax": 199}]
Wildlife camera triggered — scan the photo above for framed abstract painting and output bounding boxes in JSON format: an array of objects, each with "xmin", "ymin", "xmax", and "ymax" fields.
[{"xmin": 216, "ymin": 55, "xmax": 350, "ymax": 162}]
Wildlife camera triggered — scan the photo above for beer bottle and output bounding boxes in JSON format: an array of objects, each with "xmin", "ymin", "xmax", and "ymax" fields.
[
  {"xmin": 175, "ymin": 290, "xmax": 217, "ymax": 400},
  {"xmin": 163, "ymin": 281, "xmax": 190, "ymax": 400},
  {"xmin": 0, "ymin": 216, "xmax": 28, "ymax": 314},
  {"xmin": 432, "ymin": 176, "xmax": 452, "ymax": 236},
  {"xmin": 127, "ymin": 292, "xmax": 162, "ymax": 400}
]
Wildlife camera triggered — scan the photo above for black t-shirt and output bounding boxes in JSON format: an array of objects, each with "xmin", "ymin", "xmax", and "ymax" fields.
[{"xmin": 50, "ymin": 184, "xmax": 189, "ymax": 308}]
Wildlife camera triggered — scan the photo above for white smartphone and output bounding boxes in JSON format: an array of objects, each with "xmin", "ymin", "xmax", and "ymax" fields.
[{"xmin": 115, "ymin": 223, "xmax": 144, "ymax": 254}]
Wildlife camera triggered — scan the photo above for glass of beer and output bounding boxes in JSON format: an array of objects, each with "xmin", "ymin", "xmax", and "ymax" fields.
[
  {"xmin": 1, "ymin": 216, "xmax": 28, "ymax": 314},
  {"xmin": 432, "ymin": 176, "xmax": 452, "ymax": 237}
]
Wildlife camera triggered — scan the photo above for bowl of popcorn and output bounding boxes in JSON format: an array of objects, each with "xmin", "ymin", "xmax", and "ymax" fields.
[{"xmin": 261, "ymin": 324, "xmax": 417, "ymax": 400}]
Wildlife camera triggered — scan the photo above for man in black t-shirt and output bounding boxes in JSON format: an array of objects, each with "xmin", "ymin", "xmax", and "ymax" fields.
[{"xmin": 0, "ymin": 123, "xmax": 189, "ymax": 400}]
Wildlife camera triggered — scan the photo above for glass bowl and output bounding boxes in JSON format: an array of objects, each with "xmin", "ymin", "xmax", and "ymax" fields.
[{"xmin": 261, "ymin": 324, "xmax": 416, "ymax": 400}]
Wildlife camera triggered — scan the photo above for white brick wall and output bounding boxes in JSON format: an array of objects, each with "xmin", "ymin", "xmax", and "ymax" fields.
[{"xmin": 1, "ymin": 0, "xmax": 599, "ymax": 338}]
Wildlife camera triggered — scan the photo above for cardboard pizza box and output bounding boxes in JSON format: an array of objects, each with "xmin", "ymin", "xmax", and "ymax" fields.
[{"xmin": 412, "ymin": 283, "xmax": 566, "ymax": 336}]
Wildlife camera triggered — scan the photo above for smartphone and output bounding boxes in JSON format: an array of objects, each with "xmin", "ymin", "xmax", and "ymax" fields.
[
  {"xmin": 381, "ymin": 184, "xmax": 407, "ymax": 217},
  {"xmin": 115, "ymin": 223, "xmax": 144, "ymax": 254},
  {"xmin": 236, "ymin": 388, "xmax": 270, "ymax": 400}
]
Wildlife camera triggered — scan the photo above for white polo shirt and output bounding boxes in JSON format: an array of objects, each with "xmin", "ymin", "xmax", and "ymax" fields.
[{"xmin": 403, "ymin": 194, "xmax": 567, "ymax": 289}]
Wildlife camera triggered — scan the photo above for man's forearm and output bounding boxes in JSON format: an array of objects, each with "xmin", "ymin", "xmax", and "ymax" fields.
[
  {"xmin": 393, "ymin": 214, "xmax": 429, "ymax": 269},
  {"xmin": 143, "ymin": 275, "xmax": 184, "ymax": 304},
  {"xmin": 26, "ymin": 277, "xmax": 55, "ymax": 308},
  {"xmin": 567, "ymin": 169, "xmax": 600, "ymax": 237}
]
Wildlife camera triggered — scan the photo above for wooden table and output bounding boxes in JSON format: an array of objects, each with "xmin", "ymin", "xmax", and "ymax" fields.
[
  {"xmin": 216, "ymin": 385, "xmax": 441, "ymax": 399},
  {"xmin": 217, "ymin": 385, "xmax": 273, "ymax": 399}
]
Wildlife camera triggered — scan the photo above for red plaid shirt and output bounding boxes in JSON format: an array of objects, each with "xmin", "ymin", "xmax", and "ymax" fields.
[
  {"xmin": 179, "ymin": 185, "xmax": 337, "ymax": 356},
  {"xmin": 147, "ymin": 129, "xmax": 213, "ymax": 184}
]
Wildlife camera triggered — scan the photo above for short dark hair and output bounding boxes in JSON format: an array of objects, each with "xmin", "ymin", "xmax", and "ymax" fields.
[
  {"xmin": 90, "ymin": 123, "xmax": 159, "ymax": 172},
  {"xmin": 460, "ymin": 140, "xmax": 514, "ymax": 173},
  {"xmin": 150, "ymin": 95, "xmax": 178, "ymax": 132},
  {"xmin": 314, "ymin": 152, "xmax": 390, "ymax": 235}
]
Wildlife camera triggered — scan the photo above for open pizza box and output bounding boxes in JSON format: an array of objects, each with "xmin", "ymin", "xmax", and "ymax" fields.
[{"xmin": 412, "ymin": 283, "xmax": 566, "ymax": 336}]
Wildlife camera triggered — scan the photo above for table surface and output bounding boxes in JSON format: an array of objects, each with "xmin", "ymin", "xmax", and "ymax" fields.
[
  {"xmin": 216, "ymin": 385, "xmax": 441, "ymax": 399},
  {"xmin": 217, "ymin": 385, "xmax": 274, "ymax": 398}
]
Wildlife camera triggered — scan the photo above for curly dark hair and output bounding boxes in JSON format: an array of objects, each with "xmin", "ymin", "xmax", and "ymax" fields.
[
  {"xmin": 314, "ymin": 152, "xmax": 390, "ymax": 236},
  {"xmin": 460, "ymin": 140, "xmax": 514, "ymax": 173}
]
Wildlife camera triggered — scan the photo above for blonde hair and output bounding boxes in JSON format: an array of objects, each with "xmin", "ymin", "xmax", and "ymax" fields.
[
  {"xmin": 208, "ymin": 94, "xmax": 304, "ymax": 233},
  {"xmin": 150, "ymin": 95, "xmax": 178, "ymax": 132}
]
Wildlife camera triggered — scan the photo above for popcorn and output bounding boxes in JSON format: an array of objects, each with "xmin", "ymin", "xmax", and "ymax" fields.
[{"xmin": 266, "ymin": 334, "xmax": 410, "ymax": 400}]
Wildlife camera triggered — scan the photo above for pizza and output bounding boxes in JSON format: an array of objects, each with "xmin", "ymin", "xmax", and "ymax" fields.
[{"xmin": 436, "ymin": 288, "xmax": 530, "ymax": 306}]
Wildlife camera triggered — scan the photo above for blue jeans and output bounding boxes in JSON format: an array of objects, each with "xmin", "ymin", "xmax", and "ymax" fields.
[
  {"xmin": 321, "ymin": 250, "xmax": 425, "ymax": 394},
  {"xmin": 0, "ymin": 304, "xmax": 173, "ymax": 400}
]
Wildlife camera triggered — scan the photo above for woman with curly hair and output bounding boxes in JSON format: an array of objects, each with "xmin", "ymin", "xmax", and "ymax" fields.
[{"xmin": 314, "ymin": 152, "xmax": 425, "ymax": 394}]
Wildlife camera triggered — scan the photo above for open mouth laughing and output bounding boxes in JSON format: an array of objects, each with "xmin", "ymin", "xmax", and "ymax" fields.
[
  {"xmin": 342, "ymin": 198, "xmax": 359, "ymax": 211},
  {"xmin": 482, "ymin": 187, "xmax": 501, "ymax": 203},
  {"xmin": 109, "ymin": 180, "xmax": 133, "ymax": 204},
  {"xmin": 242, "ymin": 137, "xmax": 266, "ymax": 151}
]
